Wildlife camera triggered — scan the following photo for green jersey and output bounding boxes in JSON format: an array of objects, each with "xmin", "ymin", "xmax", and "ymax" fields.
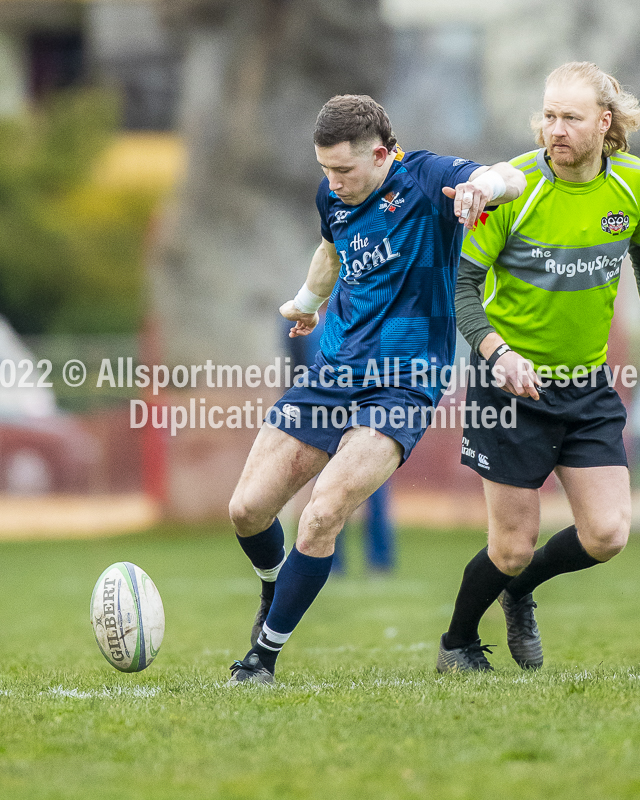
[{"xmin": 462, "ymin": 148, "xmax": 640, "ymax": 375}]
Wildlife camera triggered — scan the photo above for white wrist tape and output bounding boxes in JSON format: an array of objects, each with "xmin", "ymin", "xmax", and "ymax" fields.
[
  {"xmin": 460, "ymin": 191, "xmax": 474, "ymax": 218},
  {"xmin": 472, "ymin": 170, "xmax": 507, "ymax": 201},
  {"xmin": 293, "ymin": 283, "xmax": 328, "ymax": 314}
]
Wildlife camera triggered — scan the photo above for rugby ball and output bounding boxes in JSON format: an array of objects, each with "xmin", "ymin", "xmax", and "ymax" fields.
[{"xmin": 90, "ymin": 562, "xmax": 165, "ymax": 672}]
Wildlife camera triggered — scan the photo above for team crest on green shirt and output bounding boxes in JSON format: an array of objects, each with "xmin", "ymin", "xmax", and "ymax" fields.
[{"xmin": 601, "ymin": 210, "xmax": 630, "ymax": 235}]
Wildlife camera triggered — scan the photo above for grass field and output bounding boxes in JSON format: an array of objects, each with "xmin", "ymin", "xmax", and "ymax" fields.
[{"xmin": 2, "ymin": 522, "xmax": 640, "ymax": 800}]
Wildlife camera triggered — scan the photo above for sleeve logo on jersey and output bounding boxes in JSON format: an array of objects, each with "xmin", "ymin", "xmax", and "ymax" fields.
[
  {"xmin": 379, "ymin": 191, "xmax": 405, "ymax": 213},
  {"xmin": 453, "ymin": 158, "xmax": 471, "ymax": 166},
  {"xmin": 601, "ymin": 210, "xmax": 630, "ymax": 235}
]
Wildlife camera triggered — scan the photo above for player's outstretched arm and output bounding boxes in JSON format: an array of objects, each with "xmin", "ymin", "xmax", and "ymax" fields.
[
  {"xmin": 469, "ymin": 162, "xmax": 526, "ymax": 205},
  {"xmin": 279, "ymin": 238, "xmax": 341, "ymax": 338},
  {"xmin": 443, "ymin": 162, "xmax": 526, "ymax": 229}
]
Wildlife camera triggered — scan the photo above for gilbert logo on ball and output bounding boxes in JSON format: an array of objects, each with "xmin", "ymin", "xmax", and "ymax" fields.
[{"xmin": 90, "ymin": 562, "xmax": 165, "ymax": 672}]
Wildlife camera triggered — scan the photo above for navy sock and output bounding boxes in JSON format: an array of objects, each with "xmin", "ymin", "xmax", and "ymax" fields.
[
  {"xmin": 506, "ymin": 525, "xmax": 601, "ymax": 601},
  {"xmin": 445, "ymin": 547, "xmax": 513, "ymax": 649},
  {"xmin": 249, "ymin": 545, "xmax": 333, "ymax": 672},
  {"xmin": 236, "ymin": 520, "xmax": 286, "ymax": 597}
]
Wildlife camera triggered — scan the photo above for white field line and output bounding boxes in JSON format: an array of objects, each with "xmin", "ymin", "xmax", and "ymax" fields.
[{"xmin": 43, "ymin": 685, "xmax": 162, "ymax": 699}]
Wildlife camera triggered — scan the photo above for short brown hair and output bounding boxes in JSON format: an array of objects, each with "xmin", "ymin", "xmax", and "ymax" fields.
[
  {"xmin": 314, "ymin": 95, "xmax": 397, "ymax": 152},
  {"xmin": 532, "ymin": 61, "xmax": 640, "ymax": 156}
]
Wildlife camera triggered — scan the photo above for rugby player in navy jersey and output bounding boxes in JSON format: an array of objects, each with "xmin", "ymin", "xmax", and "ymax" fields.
[{"xmin": 228, "ymin": 95, "xmax": 525, "ymax": 683}]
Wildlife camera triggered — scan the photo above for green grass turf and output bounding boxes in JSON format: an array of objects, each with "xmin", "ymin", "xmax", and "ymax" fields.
[{"xmin": 2, "ymin": 523, "xmax": 640, "ymax": 799}]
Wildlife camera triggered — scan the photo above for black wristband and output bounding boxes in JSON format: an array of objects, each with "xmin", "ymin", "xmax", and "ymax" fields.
[{"xmin": 487, "ymin": 343, "xmax": 511, "ymax": 371}]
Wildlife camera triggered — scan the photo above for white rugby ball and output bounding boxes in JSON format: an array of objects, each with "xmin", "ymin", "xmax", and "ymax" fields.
[{"xmin": 90, "ymin": 562, "xmax": 165, "ymax": 672}]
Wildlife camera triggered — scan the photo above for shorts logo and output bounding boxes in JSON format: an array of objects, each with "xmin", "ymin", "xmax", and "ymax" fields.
[
  {"xmin": 334, "ymin": 210, "xmax": 352, "ymax": 223},
  {"xmin": 281, "ymin": 404, "xmax": 300, "ymax": 422},
  {"xmin": 453, "ymin": 158, "xmax": 471, "ymax": 166},
  {"xmin": 379, "ymin": 191, "xmax": 405, "ymax": 213},
  {"xmin": 461, "ymin": 436, "xmax": 476, "ymax": 458},
  {"xmin": 477, "ymin": 453, "xmax": 490, "ymax": 469},
  {"xmin": 601, "ymin": 210, "xmax": 629, "ymax": 235}
]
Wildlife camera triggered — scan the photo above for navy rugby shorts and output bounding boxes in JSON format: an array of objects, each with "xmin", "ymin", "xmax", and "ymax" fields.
[
  {"xmin": 460, "ymin": 353, "xmax": 627, "ymax": 489},
  {"xmin": 266, "ymin": 365, "xmax": 435, "ymax": 465}
]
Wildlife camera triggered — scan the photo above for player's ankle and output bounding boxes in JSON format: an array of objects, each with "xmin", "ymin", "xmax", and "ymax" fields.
[
  {"xmin": 443, "ymin": 631, "xmax": 478, "ymax": 650},
  {"xmin": 247, "ymin": 644, "xmax": 277, "ymax": 674}
]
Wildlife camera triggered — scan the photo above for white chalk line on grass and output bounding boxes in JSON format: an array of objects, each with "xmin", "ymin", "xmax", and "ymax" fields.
[{"xmin": 43, "ymin": 685, "xmax": 162, "ymax": 699}]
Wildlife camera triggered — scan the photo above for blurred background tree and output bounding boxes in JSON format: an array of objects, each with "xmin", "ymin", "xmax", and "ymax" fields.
[
  {"xmin": 0, "ymin": 87, "xmax": 160, "ymax": 336},
  {"xmin": 154, "ymin": 0, "xmax": 392, "ymax": 366}
]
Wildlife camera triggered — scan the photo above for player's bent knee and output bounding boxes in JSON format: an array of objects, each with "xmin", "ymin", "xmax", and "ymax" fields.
[
  {"xmin": 307, "ymin": 484, "xmax": 352, "ymax": 525},
  {"xmin": 228, "ymin": 495, "xmax": 274, "ymax": 537},
  {"xmin": 586, "ymin": 536, "xmax": 627, "ymax": 561},
  {"xmin": 304, "ymin": 503, "xmax": 345, "ymax": 537},
  {"xmin": 607, "ymin": 536, "xmax": 628, "ymax": 558},
  {"xmin": 228, "ymin": 496, "xmax": 249, "ymax": 531},
  {"xmin": 488, "ymin": 544, "xmax": 534, "ymax": 576},
  {"xmin": 298, "ymin": 495, "xmax": 349, "ymax": 545},
  {"xmin": 580, "ymin": 505, "xmax": 631, "ymax": 560},
  {"xmin": 585, "ymin": 523, "xmax": 629, "ymax": 560}
]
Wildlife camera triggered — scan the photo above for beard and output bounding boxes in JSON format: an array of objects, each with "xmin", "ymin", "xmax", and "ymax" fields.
[{"xmin": 544, "ymin": 126, "xmax": 602, "ymax": 169}]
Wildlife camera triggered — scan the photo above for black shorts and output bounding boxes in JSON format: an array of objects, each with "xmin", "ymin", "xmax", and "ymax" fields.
[{"xmin": 460, "ymin": 354, "xmax": 628, "ymax": 489}]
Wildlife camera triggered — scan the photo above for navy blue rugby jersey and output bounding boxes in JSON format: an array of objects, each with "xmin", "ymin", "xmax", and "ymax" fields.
[{"xmin": 315, "ymin": 147, "xmax": 481, "ymax": 399}]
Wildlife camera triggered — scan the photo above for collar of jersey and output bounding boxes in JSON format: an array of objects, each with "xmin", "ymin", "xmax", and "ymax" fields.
[
  {"xmin": 394, "ymin": 145, "xmax": 405, "ymax": 162},
  {"xmin": 537, "ymin": 147, "xmax": 611, "ymax": 193}
]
